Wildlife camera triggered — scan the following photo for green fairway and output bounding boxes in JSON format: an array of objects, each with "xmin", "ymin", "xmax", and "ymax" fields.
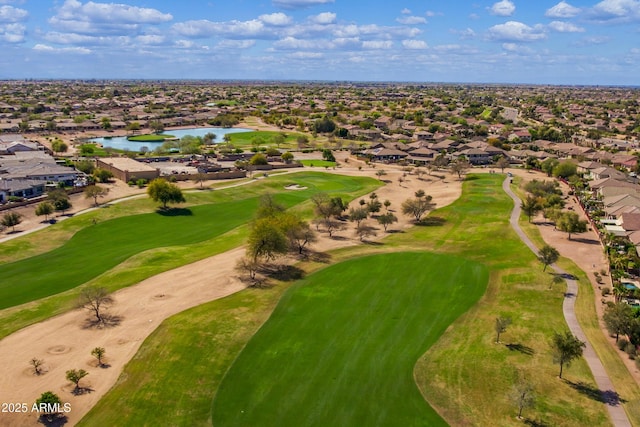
[
  {"xmin": 225, "ymin": 130, "xmax": 305, "ymax": 148},
  {"xmin": 300, "ymin": 159, "xmax": 336, "ymax": 168},
  {"xmin": 212, "ymin": 252, "xmax": 488, "ymax": 427},
  {"xmin": 0, "ymin": 172, "xmax": 378, "ymax": 310}
]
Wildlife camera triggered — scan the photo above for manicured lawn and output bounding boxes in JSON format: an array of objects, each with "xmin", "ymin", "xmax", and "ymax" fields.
[
  {"xmin": 126, "ymin": 134, "xmax": 175, "ymax": 142},
  {"xmin": 212, "ymin": 252, "xmax": 488, "ymax": 427},
  {"xmin": 225, "ymin": 130, "xmax": 305, "ymax": 148},
  {"xmin": 300, "ymin": 159, "xmax": 336, "ymax": 168},
  {"xmin": 0, "ymin": 172, "xmax": 379, "ymax": 310}
]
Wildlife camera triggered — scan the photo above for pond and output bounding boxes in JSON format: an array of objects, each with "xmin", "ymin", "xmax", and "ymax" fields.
[{"xmin": 88, "ymin": 127, "xmax": 252, "ymax": 152}]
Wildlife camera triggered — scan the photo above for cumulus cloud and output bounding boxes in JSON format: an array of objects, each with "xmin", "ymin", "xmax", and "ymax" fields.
[
  {"xmin": 259, "ymin": 12, "xmax": 292, "ymax": 26},
  {"xmin": 33, "ymin": 43, "xmax": 91, "ymax": 54},
  {"xmin": 588, "ymin": 0, "xmax": 640, "ymax": 23},
  {"xmin": 452, "ymin": 28, "xmax": 477, "ymax": 40},
  {"xmin": 0, "ymin": 21, "xmax": 24, "ymax": 42},
  {"xmin": 401, "ymin": 8, "xmax": 411, "ymax": 15},
  {"xmin": 488, "ymin": 21, "xmax": 546, "ymax": 42},
  {"xmin": 272, "ymin": 0, "xmax": 334, "ymax": 10},
  {"xmin": 573, "ymin": 35, "xmax": 611, "ymax": 46},
  {"xmin": 545, "ymin": 1, "xmax": 581, "ymax": 18},
  {"xmin": 216, "ymin": 39, "xmax": 256, "ymax": 49},
  {"xmin": 396, "ymin": 16, "xmax": 427, "ymax": 25},
  {"xmin": 52, "ymin": 0, "xmax": 172, "ymax": 24},
  {"xmin": 287, "ymin": 51, "xmax": 323, "ymax": 58},
  {"xmin": 402, "ymin": 39, "xmax": 428, "ymax": 49},
  {"xmin": 136, "ymin": 35, "xmax": 165, "ymax": 45},
  {"xmin": 0, "ymin": 5, "xmax": 27, "ymax": 22},
  {"xmin": 172, "ymin": 19, "xmax": 270, "ymax": 39},
  {"xmin": 489, "ymin": 0, "xmax": 516, "ymax": 16},
  {"xmin": 548, "ymin": 20, "xmax": 584, "ymax": 32},
  {"xmin": 309, "ymin": 12, "xmax": 336, "ymax": 24},
  {"xmin": 361, "ymin": 40, "xmax": 393, "ymax": 49},
  {"xmin": 273, "ymin": 36, "xmax": 333, "ymax": 49}
]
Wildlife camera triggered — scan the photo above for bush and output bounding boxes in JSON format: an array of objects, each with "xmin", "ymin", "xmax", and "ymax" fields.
[
  {"xmin": 625, "ymin": 342, "xmax": 637, "ymax": 359},
  {"xmin": 601, "ymin": 287, "xmax": 611, "ymax": 296},
  {"xmin": 618, "ymin": 338, "xmax": 629, "ymax": 351},
  {"xmin": 136, "ymin": 179, "xmax": 147, "ymax": 188},
  {"xmin": 635, "ymin": 357, "xmax": 640, "ymax": 371}
]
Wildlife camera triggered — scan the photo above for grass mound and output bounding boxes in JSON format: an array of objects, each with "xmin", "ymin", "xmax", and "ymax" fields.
[{"xmin": 126, "ymin": 134, "xmax": 175, "ymax": 142}]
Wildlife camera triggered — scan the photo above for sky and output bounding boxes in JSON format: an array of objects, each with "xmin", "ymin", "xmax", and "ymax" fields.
[{"xmin": 0, "ymin": 0, "xmax": 639, "ymax": 85}]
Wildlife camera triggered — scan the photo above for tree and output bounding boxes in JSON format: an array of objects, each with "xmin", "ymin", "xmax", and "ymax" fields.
[
  {"xmin": 355, "ymin": 223, "xmax": 376, "ymax": 241},
  {"xmin": 538, "ymin": 244, "xmax": 560, "ymax": 272},
  {"xmin": 236, "ymin": 256, "xmax": 260, "ymax": 281},
  {"xmin": 91, "ymin": 347, "xmax": 106, "ymax": 367},
  {"xmin": 149, "ymin": 120, "xmax": 165, "ymax": 134},
  {"xmin": 147, "ymin": 179, "xmax": 186, "ymax": 209},
  {"xmin": 255, "ymin": 193, "xmax": 286, "ymax": 219},
  {"xmin": 48, "ymin": 189, "xmax": 72, "ymax": 214},
  {"xmin": 249, "ymin": 153, "xmax": 268, "ymax": 165},
  {"xmin": 84, "ymin": 185, "xmax": 109, "ymax": 206},
  {"xmin": 451, "ymin": 159, "xmax": 471, "ymax": 179},
  {"xmin": 93, "ymin": 168, "xmax": 114, "ymax": 183},
  {"xmin": 281, "ymin": 151, "xmax": 294, "ymax": 163},
  {"xmin": 521, "ymin": 195, "xmax": 541, "ymax": 223},
  {"xmin": 366, "ymin": 198, "xmax": 382, "ymax": 215},
  {"xmin": 192, "ymin": 173, "xmax": 208, "ymax": 189},
  {"xmin": 35, "ymin": 391, "xmax": 64, "ymax": 422},
  {"xmin": 126, "ymin": 121, "xmax": 141, "ymax": 134},
  {"xmin": 556, "ymin": 211, "xmax": 588, "ymax": 240},
  {"xmin": 495, "ymin": 316, "xmax": 512, "ymax": 343},
  {"xmin": 284, "ymin": 218, "xmax": 316, "ymax": 255},
  {"xmin": 51, "ymin": 139, "xmax": 68, "ymax": 154},
  {"xmin": 247, "ymin": 217, "xmax": 288, "ymax": 262},
  {"xmin": 540, "ymin": 158, "xmax": 559, "ymax": 177},
  {"xmin": 348, "ymin": 207, "xmax": 369, "ymax": 227},
  {"xmin": 401, "ymin": 195, "xmax": 435, "ymax": 222},
  {"xmin": 509, "ymin": 380, "xmax": 535, "ymax": 419},
  {"xmin": 603, "ymin": 302, "xmax": 633, "ymax": 342},
  {"xmin": 54, "ymin": 198, "xmax": 72, "ymax": 215},
  {"xmin": 78, "ymin": 286, "xmax": 114, "ymax": 327},
  {"xmin": 375, "ymin": 169, "xmax": 386, "ymax": 180},
  {"xmin": 272, "ymin": 133, "xmax": 286, "ymax": 148},
  {"xmin": 377, "ymin": 212, "xmax": 398, "ymax": 232},
  {"xmin": 65, "ymin": 369, "xmax": 89, "ymax": 393},
  {"xmin": 550, "ymin": 331, "xmax": 586, "ymax": 378},
  {"xmin": 1, "ymin": 212, "xmax": 22, "ymax": 232},
  {"xmin": 30, "ymin": 357, "xmax": 45, "ymax": 375},
  {"xmin": 35, "ymin": 202, "xmax": 54, "ymax": 221},
  {"xmin": 383, "ymin": 199, "xmax": 391, "ymax": 211},
  {"xmin": 100, "ymin": 117, "xmax": 112, "ymax": 130},
  {"xmin": 552, "ymin": 161, "xmax": 577, "ymax": 179},
  {"xmin": 495, "ymin": 157, "xmax": 510, "ymax": 173},
  {"xmin": 322, "ymin": 149, "xmax": 336, "ymax": 162}
]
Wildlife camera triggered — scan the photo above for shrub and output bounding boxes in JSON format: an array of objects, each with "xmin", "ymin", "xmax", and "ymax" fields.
[
  {"xmin": 617, "ymin": 338, "xmax": 629, "ymax": 351},
  {"xmin": 601, "ymin": 287, "xmax": 611, "ymax": 296},
  {"xmin": 136, "ymin": 179, "xmax": 147, "ymax": 188},
  {"xmin": 635, "ymin": 357, "xmax": 640, "ymax": 371},
  {"xmin": 625, "ymin": 342, "xmax": 637, "ymax": 359}
]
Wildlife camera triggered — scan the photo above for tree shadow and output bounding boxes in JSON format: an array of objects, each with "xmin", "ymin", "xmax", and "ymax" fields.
[
  {"xmin": 71, "ymin": 386, "xmax": 94, "ymax": 396},
  {"xmin": 524, "ymin": 418, "xmax": 551, "ymax": 427},
  {"xmin": 559, "ymin": 273, "xmax": 577, "ymax": 280},
  {"xmin": 418, "ymin": 216, "xmax": 446, "ymax": 226},
  {"xmin": 564, "ymin": 380, "xmax": 627, "ymax": 405},
  {"xmin": 506, "ymin": 343, "xmax": 535, "ymax": 355},
  {"xmin": 571, "ymin": 237, "xmax": 600, "ymax": 245},
  {"xmin": 6, "ymin": 230, "xmax": 23, "ymax": 235},
  {"xmin": 363, "ymin": 240, "xmax": 384, "ymax": 246},
  {"xmin": 464, "ymin": 175, "xmax": 480, "ymax": 181},
  {"xmin": 81, "ymin": 314, "xmax": 122, "ymax": 329},
  {"xmin": 263, "ymin": 265, "xmax": 305, "ymax": 282},
  {"xmin": 38, "ymin": 414, "xmax": 68, "ymax": 427},
  {"xmin": 156, "ymin": 207, "xmax": 193, "ymax": 216},
  {"xmin": 306, "ymin": 251, "xmax": 332, "ymax": 263}
]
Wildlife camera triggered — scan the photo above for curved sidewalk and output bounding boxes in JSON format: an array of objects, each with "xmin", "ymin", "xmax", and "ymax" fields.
[{"xmin": 503, "ymin": 177, "xmax": 631, "ymax": 427}]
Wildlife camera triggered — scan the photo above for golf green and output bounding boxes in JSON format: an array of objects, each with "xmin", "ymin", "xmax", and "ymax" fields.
[{"xmin": 212, "ymin": 251, "xmax": 488, "ymax": 426}]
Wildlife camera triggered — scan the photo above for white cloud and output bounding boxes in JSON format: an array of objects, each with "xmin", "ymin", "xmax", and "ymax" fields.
[
  {"xmin": 309, "ymin": 12, "xmax": 336, "ymax": 24},
  {"xmin": 287, "ymin": 51, "xmax": 323, "ymax": 58},
  {"xmin": 0, "ymin": 5, "xmax": 27, "ymax": 22},
  {"xmin": 488, "ymin": 21, "xmax": 546, "ymax": 42},
  {"xmin": 216, "ymin": 39, "xmax": 256, "ymax": 49},
  {"xmin": 0, "ymin": 22, "xmax": 24, "ymax": 42},
  {"xmin": 453, "ymin": 28, "xmax": 477, "ymax": 39},
  {"xmin": 573, "ymin": 35, "xmax": 611, "ymax": 46},
  {"xmin": 588, "ymin": 0, "xmax": 640, "ymax": 23},
  {"xmin": 33, "ymin": 43, "xmax": 91, "ymax": 54},
  {"xmin": 272, "ymin": 0, "xmax": 334, "ymax": 10},
  {"xmin": 545, "ymin": 1, "xmax": 581, "ymax": 18},
  {"xmin": 273, "ymin": 36, "xmax": 333, "ymax": 49},
  {"xmin": 501, "ymin": 43, "xmax": 534, "ymax": 54},
  {"xmin": 172, "ymin": 19, "xmax": 270, "ymax": 39},
  {"xmin": 259, "ymin": 12, "xmax": 292, "ymax": 26},
  {"xmin": 396, "ymin": 16, "xmax": 427, "ymax": 25},
  {"xmin": 136, "ymin": 35, "xmax": 166, "ymax": 45},
  {"xmin": 489, "ymin": 0, "xmax": 516, "ymax": 17},
  {"xmin": 52, "ymin": 0, "xmax": 172, "ymax": 24},
  {"xmin": 402, "ymin": 39, "xmax": 428, "ymax": 49},
  {"xmin": 361, "ymin": 40, "xmax": 393, "ymax": 50},
  {"xmin": 401, "ymin": 8, "xmax": 411, "ymax": 15},
  {"xmin": 548, "ymin": 20, "xmax": 585, "ymax": 32}
]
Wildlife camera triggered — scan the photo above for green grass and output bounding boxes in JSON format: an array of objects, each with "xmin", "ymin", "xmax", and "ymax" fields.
[
  {"xmin": 79, "ymin": 174, "xmax": 612, "ymax": 426},
  {"xmin": 0, "ymin": 171, "xmax": 380, "ymax": 315},
  {"xmin": 127, "ymin": 134, "xmax": 176, "ymax": 142},
  {"xmin": 225, "ymin": 130, "xmax": 305, "ymax": 148},
  {"xmin": 212, "ymin": 252, "xmax": 488, "ymax": 427},
  {"xmin": 300, "ymin": 159, "xmax": 336, "ymax": 168}
]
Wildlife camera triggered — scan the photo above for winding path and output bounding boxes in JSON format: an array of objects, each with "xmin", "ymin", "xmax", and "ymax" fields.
[{"xmin": 503, "ymin": 177, "xmax": 631, "ymax": 427}]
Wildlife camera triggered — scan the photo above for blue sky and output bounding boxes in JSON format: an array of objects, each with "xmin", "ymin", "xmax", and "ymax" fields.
[{"xmin": 0, "ymin": 0, "xmax": 638, "ymax": 84}]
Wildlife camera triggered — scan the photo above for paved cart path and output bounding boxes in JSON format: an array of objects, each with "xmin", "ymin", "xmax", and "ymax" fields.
[{"xmin": 503, "ymin": 177, "xmax": 631, "ymax": 427}]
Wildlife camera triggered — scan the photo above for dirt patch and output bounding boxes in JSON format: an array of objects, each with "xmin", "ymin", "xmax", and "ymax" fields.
[{"xmin": 284, "ymin": 184, "xmax": 308, "ymax": 190}]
